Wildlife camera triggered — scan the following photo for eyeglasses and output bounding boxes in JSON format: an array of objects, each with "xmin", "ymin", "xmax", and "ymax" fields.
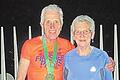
[{"xmin": 74, "ymin": 30, "xmax": 91, "ymax": 36}]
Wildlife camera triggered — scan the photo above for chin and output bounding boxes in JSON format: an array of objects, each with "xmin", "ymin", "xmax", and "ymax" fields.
[
  {"xmin": 77, "ymin": 43, "xmax": 86, "ymax": 47},
  {"xmin": 49, "ymin": 35, "xmax": 58, "ymax": 40}
]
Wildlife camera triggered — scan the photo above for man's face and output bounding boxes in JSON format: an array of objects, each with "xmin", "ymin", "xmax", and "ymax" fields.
[{"xmin": 42, "ymin": 11, "xmax": 62, "ymax": 40}]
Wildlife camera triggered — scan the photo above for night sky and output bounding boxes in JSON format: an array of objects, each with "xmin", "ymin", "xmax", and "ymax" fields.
[{"xmin": 0, "ymin": 0, "xmax": 120, "ymax": 78}]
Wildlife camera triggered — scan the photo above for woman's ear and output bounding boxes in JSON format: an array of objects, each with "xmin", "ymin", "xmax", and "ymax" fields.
[
  {"xmin": 91, "ymin": 32, "xmax": 95, "ymax": 39},
  {"xmin": 71, "ymin": 31, "xmax": 76, "ymax": 44},
  {"xmin": 72, "ymin": 32, "xmax": 75, "ymax": 40}
]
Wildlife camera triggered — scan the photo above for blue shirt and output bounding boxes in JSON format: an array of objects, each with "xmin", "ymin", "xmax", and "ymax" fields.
[{"xmin": 64, "ymin": 47, "xmax": 113, "ymax": 80}]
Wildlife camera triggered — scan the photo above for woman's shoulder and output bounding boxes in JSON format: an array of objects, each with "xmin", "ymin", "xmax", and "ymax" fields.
[{"xmin": 93, "ymin": 46, "xmax": 109, "ymax": 58}]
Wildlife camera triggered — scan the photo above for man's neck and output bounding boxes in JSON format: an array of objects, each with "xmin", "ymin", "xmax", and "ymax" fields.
[{"xmin": 44, "ymin": 35, "xmax": 57, "ymax": 43}]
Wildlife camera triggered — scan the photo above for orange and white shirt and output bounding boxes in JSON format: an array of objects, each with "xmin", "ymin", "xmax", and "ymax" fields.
[{"xmin": 21, "ymin": 36, "xmax": 74, "ymax": 80}]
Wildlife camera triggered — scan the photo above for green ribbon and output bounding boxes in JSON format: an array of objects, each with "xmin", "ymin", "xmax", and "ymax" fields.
[{"xmin": 42, "ymin": 36, "xmax": 58, "ymax": 74}]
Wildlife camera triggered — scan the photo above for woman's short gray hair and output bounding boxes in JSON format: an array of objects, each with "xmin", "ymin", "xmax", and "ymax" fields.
[
  {"xmin": 71, "ymin": 15, "xmax": 95, "ymax": 32},
  {"xmin": 40, "ymin": 4, "xmax": 63, "ymax": 26}
]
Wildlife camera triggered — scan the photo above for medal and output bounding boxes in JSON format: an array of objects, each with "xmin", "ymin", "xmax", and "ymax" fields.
[
  {"xmin": 45, "ymin": 73, "xmax": 55, "ymax": 80},
  {"xmin": 42, "ymin": 36, "xmax": 58, "ymax": 80}
]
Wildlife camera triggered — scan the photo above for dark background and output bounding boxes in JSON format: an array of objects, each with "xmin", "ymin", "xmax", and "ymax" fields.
[{"xmin": 0, "ymin": 0, "xmax": 120, "ymax": 78}]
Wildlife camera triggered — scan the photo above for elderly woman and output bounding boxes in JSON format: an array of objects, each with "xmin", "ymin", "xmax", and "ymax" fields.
[{"xmin": 64, "ymin": 15, "xmax": 113, "ymax": 80}]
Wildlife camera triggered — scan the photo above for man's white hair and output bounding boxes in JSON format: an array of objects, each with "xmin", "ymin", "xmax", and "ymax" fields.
[{"xmin": 40, "ymin": 4, "xmax": 63, "ymax": 26}]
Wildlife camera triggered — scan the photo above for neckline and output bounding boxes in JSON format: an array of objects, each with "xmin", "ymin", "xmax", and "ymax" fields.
[{"xmin": 76, "ymin": 46, "xmax": 94, "ymax": 58}]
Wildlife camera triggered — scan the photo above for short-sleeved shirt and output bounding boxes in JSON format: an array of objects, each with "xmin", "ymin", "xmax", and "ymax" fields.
[
  {"xmin": 21, "ymin": 36, "xmax": 74, "ymax": 80},
  {"xmin": 64, "ymin": 47, "xmax": 113, "ymax": 80}
]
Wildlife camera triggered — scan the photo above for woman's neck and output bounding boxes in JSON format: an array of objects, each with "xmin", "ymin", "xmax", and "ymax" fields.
[{"xmin": 77, "ymin": 46, "xmax": 92, "ymax": 56}]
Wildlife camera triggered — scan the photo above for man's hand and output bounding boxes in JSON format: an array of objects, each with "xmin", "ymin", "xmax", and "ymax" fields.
[{"xmin": 105, "ymin": 57, "xmax": 115, "ymax": 72}]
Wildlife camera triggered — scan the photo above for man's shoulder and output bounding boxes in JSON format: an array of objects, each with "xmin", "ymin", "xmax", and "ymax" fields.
[
  {"xmin": 23, "ymin": 36, "xmax": 42, "ymax": 46},
  {"xmin": 57, "ymin": 37, "xmax": 72, "ymax": 45},
  {"xmin": 58, "ymin": 37, "xmax": 70, "ymax": 42},
  {"xmin": 58, "ymin": 37, "xmax": 74, "ymax": 48}
]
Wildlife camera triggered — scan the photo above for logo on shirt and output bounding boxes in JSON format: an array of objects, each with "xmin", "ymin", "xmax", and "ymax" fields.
[
  {"xmin": 90, "ymin": 66, "xmax": 96, "ymax": 72},
  {"xmin": 35, "ymin": 52, "xmax": 64, "ymax": 68}
]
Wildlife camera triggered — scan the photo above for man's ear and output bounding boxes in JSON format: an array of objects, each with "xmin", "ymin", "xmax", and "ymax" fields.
[
  {"xmin": 40, "ymin": 22, "xmax": 44, "ymax": 35},
  {"xmin": 40, "ymin": 22, "xmax": 43, "ymax": 28},
  {"xmin": 59, "ymin": 25, "xmax": 62, "ymax": 32},
  {"xmin": 91, "ymin": 32, "xmax": 95, "ymax": 39}
]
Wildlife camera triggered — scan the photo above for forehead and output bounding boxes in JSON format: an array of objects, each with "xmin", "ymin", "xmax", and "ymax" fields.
[
  {"xmin": 74, "ymin": 21, "xmax": 90, "ymax": 30},
  {"xmin": 44, "ymin": 11, "xmax": 60, "ymax": 20}
]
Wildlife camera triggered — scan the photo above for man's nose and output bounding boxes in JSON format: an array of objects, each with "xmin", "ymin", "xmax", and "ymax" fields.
[{"xmin": 50, "ymin": 22, "xmax": 55, "ymax": 29}]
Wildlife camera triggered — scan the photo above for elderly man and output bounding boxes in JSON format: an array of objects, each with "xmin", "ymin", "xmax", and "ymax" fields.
[{"xmin": 17, "ymin": 4, "xmax": 114, "ymax": 80}]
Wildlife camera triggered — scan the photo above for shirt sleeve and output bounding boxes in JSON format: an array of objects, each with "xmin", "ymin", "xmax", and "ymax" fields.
[
  {"xmin": 102, "ymin": 51, "xmax": 113, "ymax": 80},
  {"xmin": 104, "ymin": 68, "xmax": 113, "ymax": 80},
  {"xmin": 20, "ymin": 40, "xmax": 33, "ymax": 60},
  {"xmin": 100, "ymin": 68, "xmax": 113, "ymax": 80},
  {"xmin": 64, "ymin": 54, "xmax": 69, "ymax": 80}
]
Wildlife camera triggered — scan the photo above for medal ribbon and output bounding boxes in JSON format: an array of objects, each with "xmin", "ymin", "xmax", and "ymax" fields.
[{"xmin": 42, "ymin": 36, "xmax": 58, "ymax": 74}]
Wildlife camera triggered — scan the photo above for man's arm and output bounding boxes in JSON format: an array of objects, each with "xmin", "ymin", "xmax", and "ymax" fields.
[
  {"xmin": 105, "ymin": 57, "xmax": 115, "ymax": 72},
  {"xmin": 17, "ymin": 58, "xmax": 30, "ymax": 80}
]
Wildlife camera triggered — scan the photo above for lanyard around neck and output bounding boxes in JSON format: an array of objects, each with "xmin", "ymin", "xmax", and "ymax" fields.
[{"xmin": 42, "ymin": 36, "xmax": 58, "ymax": 74}]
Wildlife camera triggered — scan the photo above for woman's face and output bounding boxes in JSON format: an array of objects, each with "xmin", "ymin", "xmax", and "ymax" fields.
[{"xmin": 73, "ymin": 21, "xmax": 94, "ymax": 48}]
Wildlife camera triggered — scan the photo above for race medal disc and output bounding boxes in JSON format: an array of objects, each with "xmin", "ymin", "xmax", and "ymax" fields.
[{"xmin": 45, "ymin": 73, "xmax": 55, "ymax": 80}]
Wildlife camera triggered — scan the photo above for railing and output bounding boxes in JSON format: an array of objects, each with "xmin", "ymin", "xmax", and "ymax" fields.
[{"xmin": 1, "ymin": 24, "xmax": 119, "ymax": 80}]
